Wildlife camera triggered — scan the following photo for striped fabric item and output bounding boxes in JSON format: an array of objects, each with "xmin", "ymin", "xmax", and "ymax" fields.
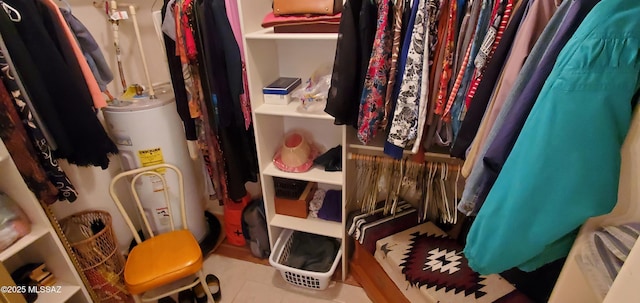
[
  {"xmin": 464, "ymin": 0, "xmax": 513, "ymax": 108},
  {"xmin": 441, "ymin": 31, "xmax": 475, "ymax": 121},
  {"xmin": 381, "ymin": 0, "xmax": 406, "ymax": 130},
  {"xmin": 579, "ymin": 223, "xmax": 640, "ymax": 300},
  {"xmin": 433, "ymin": 0, "xmax": 458, "ymax": 116}
]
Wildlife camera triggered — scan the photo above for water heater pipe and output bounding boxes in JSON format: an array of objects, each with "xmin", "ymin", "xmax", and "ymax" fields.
[
  {"xmin": 129, "ymin": 5, "xmax": 156, "ymax": 99},
  {"xmin": 109, "ymin": 0, "xmax": 127, "ymax": 92}
]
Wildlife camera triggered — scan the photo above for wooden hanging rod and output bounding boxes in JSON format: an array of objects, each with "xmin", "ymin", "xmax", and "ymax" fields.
[
  {"xmin": 347, "ymin": 152, "xmax": 463, "ymax": 169},
  {"xmin": 347, "ymin": 152, "xmax": 462, "ymax": 163}
]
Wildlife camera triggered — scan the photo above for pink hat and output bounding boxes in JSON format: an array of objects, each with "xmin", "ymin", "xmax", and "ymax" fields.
[{"xmin": 273, "ymin": 132, "xmax": 318, "ymax": 173}]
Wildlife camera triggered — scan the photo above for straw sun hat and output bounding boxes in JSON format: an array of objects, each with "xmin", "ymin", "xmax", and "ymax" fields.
[{"xmin": 273, "ymin": 132, "xmax": 318, "ymax": 173}]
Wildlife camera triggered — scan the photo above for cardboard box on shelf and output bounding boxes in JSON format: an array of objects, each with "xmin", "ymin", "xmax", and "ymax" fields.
[{"xmin": 274, "ymin": 181, "xmax": 317, "ymax": 218}]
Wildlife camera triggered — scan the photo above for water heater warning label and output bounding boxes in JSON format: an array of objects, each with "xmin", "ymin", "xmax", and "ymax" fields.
[{"xmin": 138, "ymin": 147, "xmax": 165, "ymax": 173}]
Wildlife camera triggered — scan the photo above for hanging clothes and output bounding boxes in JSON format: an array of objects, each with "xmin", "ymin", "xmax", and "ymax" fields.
[
  {"xmin": 0, "ymin": 43, "xmax": 78, "ymax": 202},
  {"xmin": 190, "ymin": 0, "xmax": 228, "ymax": 199},
  {"xmin": 433, "ymin": 0, "xmax": 458, "ymax": 116},
  {"xmin": 194, "ymin": 0, "xmax": 258, "ymax": 200},
  {"xmin": 0, "ymin": 36, "xmax": 55, "ymax": 151},
  {"xmin": 421, "ymin": 0, "xmax": 444, "ymax": 141},
  {"xmin": 325, "ymin": 0, "xmax": 377, "ymax": 127},
  {"xmin": 458, "ymin": 0, "xmax": 599, "ymax": 216},
  {"xmin": 443, "ymin": 0, "xmax": 494, "ymax": 139},
  {"xmin": 449, "ymin": 0, "xmax": 527, "ymax": 159},
  {"xmin": 163, "ymin": 0, "xmax": 223, "ymax": 200},
  {"xmin": 464, "ymin": 0, "xmax": 640, "ymax": 274},
  {"xmin": 441, "ymin": 0, "xmax": 483, "ymax": 122},
  {"xmin": 0, "ymin": 0, "xmax": 117, "ymax": 168},
  {"xmin": 0, "ymin": 80, "xmax": 58, "ymax": 205},
  {"xmin": 207, "ymin": 0, "xmax": 244, "ymax": 129},
  {"xmin": 459, "ymin": 0, "xmax": 558, "ymax": 177},
  {"xmin": 60, "ymin": 8, "xmax": 114, "ymax": 95},
  {"xmin": 385, "ymin": 0, "xmax": 429, "ymax": 155},
  {"xmin": 380, "ymin": 0, "xmax": 406, "ymax": 130},
  {"xmin": 0, "ymin": 7, "xmax": 70, "ymax": 154},
  {"xmin": 422, "ymin": 0, "xmax": 451, "ymax": 149},
  {"xmin": 182, "ymin": 0, "xmax": 199, "ymax": 62},
  {"xmin": 410, "ymin": 0, "xmax": 434, "ymax": 155},
  {"xmin": 423, "ymin": 0, "xmax": 458, "ymax": 149},
  {"xmin": 224, "ymin": 0, "xmax": 252, "ymax": 130},
  {"xmin": 463, "ymin": 0, "xmax": 515, "ymax": 108},
  {"xmin": 383, "ymin": 0, "xmax": 420, "ymax": 159},
  {"xmin": 357, "ymin": 0, "xmax": 393, "ymax": 144},
  {"xmin": 161, "ymin": 0, "xmax": 198, "ymax": 141},
  {"xmin": 40, "ymin": 0, "xmax": 106, "ymax": 110},
  {"xmin": 451, "ymin": 0, "xmax": 472, "ymax": 82}
]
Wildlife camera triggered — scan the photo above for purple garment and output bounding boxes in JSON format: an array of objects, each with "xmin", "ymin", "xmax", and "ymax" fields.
[
  {"xmin": 473, "ymin": 0, "xmax": 602, "ymax": 213},
  {"xmin": 318, "ymin": 190, "xmax": 342, "ymax": 222}
]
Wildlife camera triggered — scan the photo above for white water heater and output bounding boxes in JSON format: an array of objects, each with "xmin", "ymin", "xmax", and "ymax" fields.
[{"xmin": 103, "ymin": 90, "xmax": 207, "ymax": 242}]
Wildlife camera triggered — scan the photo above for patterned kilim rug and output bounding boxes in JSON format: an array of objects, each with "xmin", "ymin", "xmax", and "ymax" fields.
[{"xmin": 374, "ymin": 222, "xmax": 533, "ymax": 303}]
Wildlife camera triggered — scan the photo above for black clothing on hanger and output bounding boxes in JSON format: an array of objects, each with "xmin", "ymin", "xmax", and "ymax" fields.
[
  {"xmin": 0, "ymin": 45, "xmax": 78, "ymax": 202},
  {"xmin": 0, "ymin": 0, "xmax": 117, "ymax": 168},
  {"xmin": 195, "ymin": 0, "xmax": 258, "ymax": 201},
  {"xmin": 161, "ymin": 0, "xmax": 198, "ymax": 141},
  {"xmin": 325, "ymin": 0, "xmax": 377, "ymax": 127}
]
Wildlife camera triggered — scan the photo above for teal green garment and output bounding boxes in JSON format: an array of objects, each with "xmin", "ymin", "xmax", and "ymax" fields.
[{"xmin": 463, "ymin": 0, "xmax": 640, "ymax": 275}]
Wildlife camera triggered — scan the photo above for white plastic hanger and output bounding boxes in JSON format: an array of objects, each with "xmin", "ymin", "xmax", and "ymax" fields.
[
  {"xmin": 440, "ymin": 163, "xmax": 451, "ymax": 223},
  {"xmin": 452, "ymin": 165, "xmax": 460, "ymax": 224},
  {"xmin": 1, "ymin": 2, "xmax": 21, "ymax": 22}
]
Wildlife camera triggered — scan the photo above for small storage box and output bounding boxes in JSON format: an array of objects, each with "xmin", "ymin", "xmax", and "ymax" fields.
[
  {"xmin": 273, "ymin": 177, "xmax": 308, "ymax": 199},
  {"xmin": 269, "ymin": 229, "xmax": 341, "ymax": 290},
  {"xmin": 274, "ymin": 181, "xmax": 317, "ymax": 218},
  {"xmin": 263, "ymin": 93, "xmax": 292, "ymax": 105},
  {"xmin": 263, "ymin": 77, "xmax": 301, "ymax": 105}
]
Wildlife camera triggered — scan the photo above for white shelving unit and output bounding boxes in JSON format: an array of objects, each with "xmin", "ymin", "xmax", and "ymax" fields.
[
  {"xmin": 0, "ymin": 141, "xmax": 91, "ymax": 303},
  {"xmin": 238, "ymin": 0, "xmax": 350, "ymax": 280},
  {"xmin": 549, "ymin": 112, "xmax": 640, "ymax": 303}
]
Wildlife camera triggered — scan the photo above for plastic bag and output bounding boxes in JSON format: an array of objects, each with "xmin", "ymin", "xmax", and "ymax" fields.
[
  {"xmin": 0, "ymin": 193, "xmax": 31, "ymax": 252},
  {"xmin": 293, "ymin": 64, "xmax": 332, "ymax": 114}
]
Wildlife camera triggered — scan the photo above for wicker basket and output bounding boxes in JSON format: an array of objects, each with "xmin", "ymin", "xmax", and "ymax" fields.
[{"xmin": 60, "ymin": 210, "xmax": 131, "ymax": 303}]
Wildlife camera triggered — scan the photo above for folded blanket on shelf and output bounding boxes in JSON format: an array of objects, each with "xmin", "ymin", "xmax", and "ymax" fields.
[{"xmin": 261, "ymin": 12, "xmax": 341, "ymax": 30}]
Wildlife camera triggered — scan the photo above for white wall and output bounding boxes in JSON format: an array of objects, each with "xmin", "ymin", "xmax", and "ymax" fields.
[{"xmin": 66, "ymin": 0, "xmax": 170, "ymax": 94}]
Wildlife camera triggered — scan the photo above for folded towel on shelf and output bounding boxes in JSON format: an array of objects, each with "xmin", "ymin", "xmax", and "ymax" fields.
[{"xmin": 309, "ymin": 189, "xmax": 326, "ymax": 218}]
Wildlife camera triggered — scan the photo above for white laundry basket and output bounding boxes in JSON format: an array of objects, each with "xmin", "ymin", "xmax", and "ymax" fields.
[{"xmin": 269, "ymin": 229, "xmax": 341, "ymax": 290}]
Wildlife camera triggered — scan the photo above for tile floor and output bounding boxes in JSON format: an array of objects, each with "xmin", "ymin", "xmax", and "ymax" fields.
[{"xmin": 199, "ymin": 254, "xmax": 373, "ymax": 303}]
